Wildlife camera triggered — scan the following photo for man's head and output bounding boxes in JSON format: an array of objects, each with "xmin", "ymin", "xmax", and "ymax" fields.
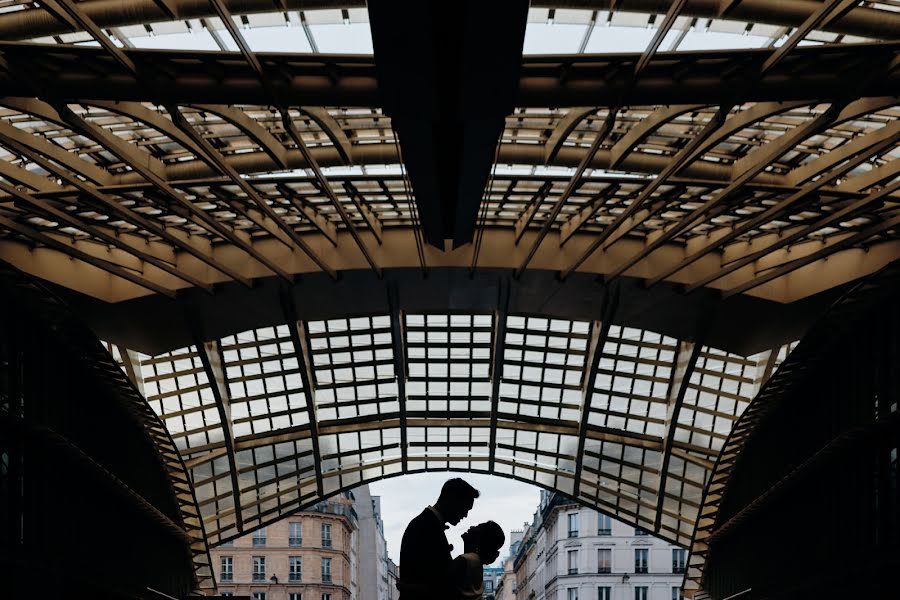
[{"xmin": 434, "ymin": 478, "xmax": 479, "ymax": 525}]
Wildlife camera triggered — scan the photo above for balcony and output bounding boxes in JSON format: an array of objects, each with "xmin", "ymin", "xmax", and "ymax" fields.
[
  {"xmin": 567, "ymin": 530, "xmax": 578, "ymax": 538},
  {"xmin": 322, "ymin": 575, "xmax": 333, "ymax": 584},
  {"xmin": 568, "ymin": 568, "xmax": 578, "ymax": 575},
  {"xmin": 597, "ymin": 567, "xmax": 611, "ymax": 574},
  {"xmin": 673, "ymin": 566, "xmax": 686, "ymax": 574},
  {"xmin": 289, "ymin": 537, "xmax": 303, "ymax": 547},
  {"xmin": 289, "ymin": 573, "xmax": 302, "ymax": 582},
  {"xmin": 307, "ymin": 501, "xmax": 358, "ymax": 526},
  {"xmin": 322, "ymin": 538, "xmax": 333, "ymax": 548},
  {"xmin": 252, "ymin": 538, "xmax": 266, "ymax": 547},
  {"xmin": 635, "ymin": 567, "xmax": 648, "ymax": 574},
  {"xmin": 252, "ymin": 573, "xmax": 266, "ymax": 582},
  {"xmin": 219, "ymin": 573, "xmax": 233, "ymax": 582},
  {"xmin": 597, "ymin": 529, "xmax": 611, "ymax": 536}
]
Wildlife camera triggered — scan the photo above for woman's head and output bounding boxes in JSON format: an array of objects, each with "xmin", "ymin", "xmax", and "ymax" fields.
[{"xmin": 461, "ymin": 520, "xmax": 506, "ymax": 564}]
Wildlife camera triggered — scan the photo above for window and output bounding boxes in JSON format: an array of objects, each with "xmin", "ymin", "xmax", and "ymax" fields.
[
  {"xmin": 486, "ymin": 581, "xmax": 494, "ymax": 592},
  {"xmin": 635, "ymin": 549, "xmax": 649, "ymax": 574},
  {"xmin": 566, "ymin": 588, "xmax": 578, "ymax": 600},
  {"xmin": 252, "ymin": 594, "xmax": 267, "ymax": 600},
  {"xmin": 253, "ymin": 556, "xmax": 266, "ymax": 581},
  {"xmin": 322, "ymin": 523, "xmax": 332, "ymax": 548},
  {"xmin": 290, "ymin": 556, "xmax": 302, "ymax": 582},
  {"xmin": 322, "ymin": 594, "xmax": 332, "ymax": 600},
  {"xmin": 322, "ymin": 557, "xmax": 332, "ymax": 583},
  {"xmin": 598, "ymin": 587, "xmax": 611, "ymax": 600},
  {"xmin": 567, "ymin": 513, "xmax": 579, "ymax": 537},
  {"xmin": 253, "ymin": 527, "xmax": 267, "ymax": 546},
  {"xmin": 635, "ymin": 588, "xmax": 648, "ymax": 600},
  {"xmin": 597, "ymin": 548, "xmax": 611, "ymax": 574},
  {"xmin": 672, "ymin": 549, "xmax": 687, "ymax": 574},
  {"xmin": 672, "ymin": 587, "xmax": 684, "ymax": 600},
  {"xmin": 597, "ymin": 514, "xmax": 611, "ymax": 536},
  {"xmin": 220, "ymin": 556, "xmax": 233, "ymax": 582},
  {"xmin": 221, "ymin": 594, "xmax": 233, "ymax": 597},
  {"xmin": 567, "ymin": 549, "xmax": 578, "ymax": 575},
  {"xmin": 290, "ymin": 522, "xmax": 302, "ymax": 546},
  {"xmin": 289, "ymin": 595, "xmax": 302, "ymax": 600},
  {"xmin": 634, "ymin": 527, "xmax": 649, "ymax": 536}
]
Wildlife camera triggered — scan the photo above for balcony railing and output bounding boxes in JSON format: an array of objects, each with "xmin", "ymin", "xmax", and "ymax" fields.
[
  {"xmin": 289, "ymin": 537, "xmax": 302, "ymax": 546},
  {"xmin": 289, "ymin": 573, "xmax": 302, "ymax": 582},
  {"xmin": 322, "ymin": 538, "xmax": 333, "ymax": 548},
  {"xmin": 673, "ymin": 566, "xmax": 686, "ymax": 574},
  {"xmin": 219, "ymin": 573, "xmax": 233, "ymax": 582},
  {"xmin": 597, "ymin": 567, "xmax": 611, "ymax": 574},
  {"xmin": 635, "ymin": 566, "xmax": 648, "ymax": 574},
  {"xmin": 568, "ymin": 568, "xmax": 578, "ymax": 575},
  {"xmin": 597, "ymin": 528, "xmax": 611, "ymax": 536},
  {"xmin": 307, "ymin": 502, "xmax": 358, "ymax": 525},
  {"xmin": 322, "ymin": 575, "xmax": 333, "ymax": 583},
  {"xmin": 252, "ymin": 573, "xmax": 266, "ymax": 582},
  {"xmin": 252, "ymin": 538, "xmax": 266, "ymax": 546}
]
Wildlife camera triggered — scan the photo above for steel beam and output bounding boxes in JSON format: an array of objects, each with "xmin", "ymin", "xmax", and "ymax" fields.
[
  {"xmin": 2, "ymin": 0, "xmax": 897, "ymax": 41},
  {"xmin": 572, "ymin": 286, "xmax": 618, "ymax": 498},
  {"xmin": 0, "ymin": 135, "xmax": 252, "ymax": 287},
  {"xmin": 280, "ymin": 289, "xmax": 324, "ymax": 499},
  {"xmin": 487, "ymin": 281, "xmax": 510, "ymax": 473},
  {"xmin": 300, "ymin": 107, "xmax": 354, "ymax": 165},
  {"xmin": 281, "ymin": 112, "xmax": 382, "ymax": 276},
  {"xmin": 0, "ymin": 180, "xmax": 214, "ymax": 292},
  {"xmin": 0, "ymin": 213, "xmax": 177, "ymax": 297},
  {"xmin": 654, "ymin": 339, "xmax": 704, "ymax": 533},
  {"xmin": 543, "ymin": 107, "xmax": 597, "ymax": 163},
  {"xmin": 608, "ymin": 104, "xmax": 708, "ymax": 169},
  {"xmin": 35, "ymin": 0, "xmax": 137, "ymax": 74},
  {"xmin": 603, "ymin": 101, "xmax": 847, "ymax": 284},
  {"xmin": 167, "ymin": 105, "xmax": 335, "ymax": 279},
  {"xmin": 3, "ymin": 42, "xmax": 897, "ymax": 108},
  {"xmin": 516, "ymin": 110, "xmax": 617, "ymax": 277},
  {"xmin": 387, "ymin": 283, "xmax": 409, "ymax": 473},
  {"xmin": 723, "ymin": 192, "xmax": 900, "ymax": 298},
  {"xmin": 646, "ymin": 125, "xmax": 900, "ymax": 287},
  {"xmin": 191, "ymin": 104, "xmax": 288, "ymax": 169},
  {"xmin": 194, "ymin": 338, "xmax": 244, "ymax": 534},
  {"xmin": 688, "ymin": 172, "xmax": 900, "ymax": 294}
]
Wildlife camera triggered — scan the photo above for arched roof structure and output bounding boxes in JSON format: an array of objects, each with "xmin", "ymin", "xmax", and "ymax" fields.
[{"xmin": 0, "ymin": 1, "xmax": 897, "ymax": 596}]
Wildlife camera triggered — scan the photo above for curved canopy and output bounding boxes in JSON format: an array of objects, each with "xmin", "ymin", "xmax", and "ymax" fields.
[{"xmin": 106, "ymin": 309, "xmax": 795, "ymax": 550}]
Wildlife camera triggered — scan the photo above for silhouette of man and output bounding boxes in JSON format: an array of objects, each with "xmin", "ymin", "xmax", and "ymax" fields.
[{"xmin": 397, "ymin": 478, "xmax": 480, "ymax": 600}]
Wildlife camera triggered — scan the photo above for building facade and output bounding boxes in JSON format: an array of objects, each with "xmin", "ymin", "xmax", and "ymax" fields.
[
  {"xmin": 513, "ymin": 491, "xmax": 686, "ymax": 600},
  {"xmin": 210, "ymin": 490, "xmax": 360, "ymax": 600},
  {"xmin": 354, "ymin": 486, "xmax": 393, "ymax": 600}
]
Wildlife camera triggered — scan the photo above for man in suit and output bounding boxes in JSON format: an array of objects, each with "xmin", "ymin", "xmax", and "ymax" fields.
[{"xmin": 397, "ymin": 478, "xmax": 480, "ymax": 600}]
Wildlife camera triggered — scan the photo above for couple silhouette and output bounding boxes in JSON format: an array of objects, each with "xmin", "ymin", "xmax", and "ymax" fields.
[{"xmin": 397, "ymin": 478, "xmax": 505, "ymax": 599}]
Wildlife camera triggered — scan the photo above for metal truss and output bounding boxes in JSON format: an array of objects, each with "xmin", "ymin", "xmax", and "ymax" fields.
[
  {"xmin": 0, "ymin": 6, "xmax": 898, "ymax": 595},
  {"xmin": 0, "ymin": 92, "xmax": 896, "ymax": 303}
]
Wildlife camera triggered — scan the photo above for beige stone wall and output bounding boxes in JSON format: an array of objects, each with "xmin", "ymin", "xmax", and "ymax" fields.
[{"xmin": 210, "ymin": 497, "xmax": 356, "ymax": 600}]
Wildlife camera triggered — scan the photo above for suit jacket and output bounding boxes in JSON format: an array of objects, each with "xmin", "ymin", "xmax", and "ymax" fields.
[{"xmin": 398, "ymin": 508, "xmax": 453, "ymax": 600}]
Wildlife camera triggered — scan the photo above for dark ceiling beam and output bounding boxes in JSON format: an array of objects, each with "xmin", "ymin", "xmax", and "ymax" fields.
[
  {"xmin": 723, "ymin": 200, "xmax": 900, "ymax": 298},
  {"xmin": 603, "ymin": 101, "xmax": 850, "ymax": 284},
  {"xmin": 1, "ymin": 0, "xmax": 896, "ymax": 40},
  {"xmin": 166, "ymin": 106, "xmax": 335, "ymax": 280},
  {"xmin": 645, "ymin": 125, "xmax": 900, "ymax": 287},
  {"xmin": 0, "ymin": 179, "xmax": 214, "ymax": 293},
  {"xmin": 0, "ymin": 213, "xmax": 177, "ymax": 297},
  {"xmin": 206, "ymin": 0, "xmax": 375, "ymax": 276},
  {"xmin": 369, "ymin": 0, "xmax": 529, "ymax": 248},
  {"xmin": 0, "ymin": 134, "xmax": 251, "ymax": 285},
  {"xmin": 3, "ymin": 41, "xmax": 895, "ymax": 112},
  {"xmin": 700, "ymin": 178, "xmax": 900, "ymax": 295}
]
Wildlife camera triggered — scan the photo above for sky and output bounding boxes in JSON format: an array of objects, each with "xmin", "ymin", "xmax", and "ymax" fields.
[{"xmin": 368, "ymin": 473, "xmax": 542, "ymax": 567}]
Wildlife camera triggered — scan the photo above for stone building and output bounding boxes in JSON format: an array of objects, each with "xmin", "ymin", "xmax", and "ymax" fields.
[
  {"xmin": 210, "ymin": 490, "xmax": 360, "ymax": 600},
  {"xmin": 513, "ymin": 491, "xmax": 686, "ymax": 600}
]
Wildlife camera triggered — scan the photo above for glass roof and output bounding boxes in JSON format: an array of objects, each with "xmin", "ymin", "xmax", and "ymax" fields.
[{"xmin": 106, "ymin": 314, "xmax": 795, "ymax": 548}]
